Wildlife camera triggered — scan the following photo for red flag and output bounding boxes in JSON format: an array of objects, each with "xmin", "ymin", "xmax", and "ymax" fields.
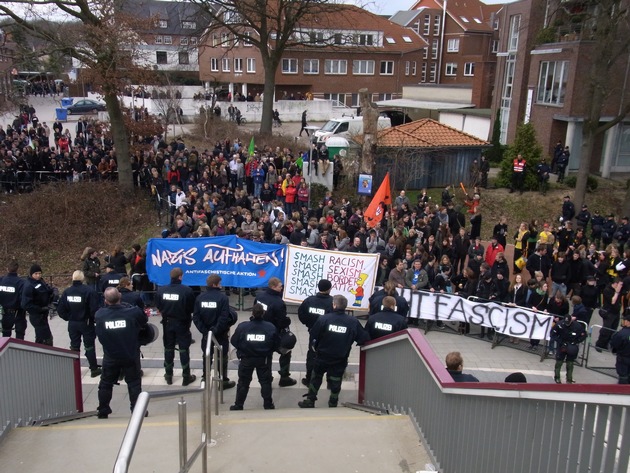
[{"xmin": 364, "ymin": 173, "xmax": 392, "ymax": 228}]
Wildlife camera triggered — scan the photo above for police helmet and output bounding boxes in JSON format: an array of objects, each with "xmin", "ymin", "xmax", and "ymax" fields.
[
  {"xmin": 139, "ymin": 323, "xmax": 159, "ymax": 346},
  {"xmin": 278, "ymin": 329, "xmax": 297, "ymax": 355}
]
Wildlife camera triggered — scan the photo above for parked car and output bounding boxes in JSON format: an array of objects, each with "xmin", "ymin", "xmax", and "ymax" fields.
[{"xmin": 66, "ymin": 99, "xmax": 107, "ymax": 115}]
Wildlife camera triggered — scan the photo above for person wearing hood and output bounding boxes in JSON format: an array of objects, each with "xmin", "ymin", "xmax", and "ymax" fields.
[{"xmin": 21, "ymin": 264, "xmax": 54, "ymax": 346}]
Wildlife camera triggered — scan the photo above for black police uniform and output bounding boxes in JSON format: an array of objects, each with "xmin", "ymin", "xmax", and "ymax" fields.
[
  {"xmin": 366, "ymin": 308, "xmax": 408, "ymax": 340},
  {"xmin": 120, "ymin": 287, "xmax": 145, "ymax": 309},
  {"xmin": 368, "ymin": 289, "xmax": 410, "ymax": 318},
  {"xmin": 595, "ymin": 285, "xmax": 622, "ymax": 350},
  {"xmin": 301, "ymin": 309, "xmax": 369, "ymax": 407},
  {"xmin": 254, "ymin": 287, "xmax": 293, "ymax": 381},
  {"xmin": 193, "ymin": 287, "xmax": 232, "ymax": 381},
  {"xmin": 610, "ymin": 321, "xmax": 630, "ymax": 384},
  {"xmin": 0, "ymin": 271, "xmax": 26, "ymax": 339},
  {"xmin": 551, "ymin": 317, "xmax": 586, "ymax": 383},
  {"xmin": 95, "ymin": 303, "xmax": 147, "ymax": 417},
  {"xmin": 298, "ymin": 292, "xmax": 334, "ymax": 384},
  {"xmin": 230, "ymin": 318, "xmax": 279, "ymax": 409},
  {"xmin": 22, "ymin": 276, "xmax": 54, "ymax": 345},
  {"xmin": 156, "ymin": 279, "xmax": 196, "ymax": 382},
  {"xmin": 100, "ymin": 272, "xmax": 124, "ymax": 294},
  {"xmin": 57, "ymin": 281, "xmax": 100, "ymax": 371}
]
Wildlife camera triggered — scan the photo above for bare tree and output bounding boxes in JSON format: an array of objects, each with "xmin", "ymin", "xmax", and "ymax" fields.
[
  {"xmin": 0, "ymin": 0, "xmax": 156, "ymax": 193},
  {"xmin": 191, "ymin": 0, "xmax": 360, "ymax": 135},
  {"xmin": 151, "ymin": 80, "xmax": 184, "ymax": 141}
]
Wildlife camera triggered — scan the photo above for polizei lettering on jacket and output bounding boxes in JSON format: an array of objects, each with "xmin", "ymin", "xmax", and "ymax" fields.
[
  {"xmin": 309, "ymin": 308, "xmax": 326, "ymax": 315},
  {"xmin": 105, "ymin": 320, "xmax": 127, "ymax": 329},
  {"xmin": 163, "ymin": 293, "xmax": 180, "ymax": 301},
  {"xmin": 67, "ymin": 296, "xmax": 82, "ymax": 303},
  {"xmin": 201, "ymin": 301, "xmax": 217, "ymax": 308},
  {"xmin": 0, "ymin": 286, "xmax": 16, "ymax": 293},
  {"xmin": 246, "ymin": 334, "xmax": 266, "ymax": 341},
  {"xmin": 329, "ymin": 324, "xmax": 347, "ymax": 333},
  {"xmin": 374, "ymin": 322, "xmax": 393, "ymax": 331},
  {"xmin": 203, "ymin": 243, "xmax": 280, "ymax": 266}
]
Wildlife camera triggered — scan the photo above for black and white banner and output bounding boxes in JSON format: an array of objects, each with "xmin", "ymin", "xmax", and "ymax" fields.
[{"xmin": 398, "ymin": 289, "xmax": 553, "ymax": 340}]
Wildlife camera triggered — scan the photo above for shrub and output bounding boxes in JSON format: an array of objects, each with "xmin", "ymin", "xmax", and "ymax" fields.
[
  {"xmin": 496, "ymin": 123, "xmax": 545, "ymax": 191},
  {"xmin": 563, "ymin": 175, "xmax": 598, "ymax": 192}
]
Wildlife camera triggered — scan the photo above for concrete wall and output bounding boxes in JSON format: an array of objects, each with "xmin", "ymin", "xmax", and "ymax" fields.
[
  {"xmin": 438, "ymin": 111, "xmax": 491, "ymax": 141},
  {"xmin": 402, "ymin": 84, "xmax": 472, "ymax": 103}
]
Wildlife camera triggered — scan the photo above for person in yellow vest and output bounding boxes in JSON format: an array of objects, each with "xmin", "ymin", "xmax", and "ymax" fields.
[
  {"xmin": 510, "ymin": 154, "xmax": 526, "ymax": 194},
  {"xmin": 513, "ymin": 222, "xmax": 529, "ymax": 273},
  {"xmin": 538, "ymin": 223, "xmax": 555, "ymax": 254}
]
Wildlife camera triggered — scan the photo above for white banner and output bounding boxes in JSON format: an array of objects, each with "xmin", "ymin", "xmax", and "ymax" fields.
[
  {"xmin": 397, "ymin": 288, "xmax": 554, "ymax": 340},
  {"xmin": 283, "ymin": 245, "xmax": 379, "ymax": 311}
]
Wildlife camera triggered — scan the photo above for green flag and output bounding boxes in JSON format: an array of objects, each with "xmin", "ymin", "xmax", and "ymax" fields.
[{"xmin": 248, "ymin": 136, "xmax": 255, "ymax": 156}]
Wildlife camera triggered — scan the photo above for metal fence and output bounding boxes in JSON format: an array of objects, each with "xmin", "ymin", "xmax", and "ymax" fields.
[
  {"xmin": 360, "ymin": 330, "xmax": 630, "ymax": 473},
  {"xmin": 0, "ymin": 337, "xmax": 82, "ymax": 441}
]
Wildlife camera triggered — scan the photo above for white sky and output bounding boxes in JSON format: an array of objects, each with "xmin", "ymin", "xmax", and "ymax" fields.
[{"xmin": 355, "ymin": 0, "xmax": 513, "ymax": 16}]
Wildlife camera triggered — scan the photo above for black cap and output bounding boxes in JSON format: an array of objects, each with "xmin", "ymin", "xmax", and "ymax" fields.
[
  {"xmin": 586, "ymin": 275, "xmax": 596, "ymax": 281},
  {"xmin": 105, "ymin": 263, "xmax": 115, "ymax": 269},
  {"xmin": 29, "ymin": 264, "xmax": 42, "ymax": 276},
  {"xmin": 318, "ymin": 279, "xmax": 332, "ymax": 292},
  {"xmin": 504, "ymin": 372, "xmax": 527, "ymax": 383},
  {"xmin": 564, "ymin": 195, "xmax": 570, "ymax": 199},
  {"xmin": 582, "ymin": 204, "xmax": 588, "ymax": 209},
  {"xmin": 624, "ymin": 314, "xmax": 630, "ymax": 322},
  {"xmin": 623, "ymin": 216, "xmax": 629, "ymax": 221}
]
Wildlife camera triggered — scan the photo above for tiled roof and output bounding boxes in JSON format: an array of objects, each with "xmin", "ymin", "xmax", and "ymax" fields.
[
  {"xmin": 374, "ymin": 118, "xmax": 489, "ymax": 147},
  {"xmin": 410, "ymin": 0, "xmax": 501, "ymax": 33}
]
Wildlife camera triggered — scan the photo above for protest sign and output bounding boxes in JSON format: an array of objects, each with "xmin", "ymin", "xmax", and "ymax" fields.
[
  {"xmin": 146, "ymin": 236, "xmax": 285, "ymax": 287},
  {"xmin": 283, "ymin": 245, "xmax": 379, "ymax": 310}
]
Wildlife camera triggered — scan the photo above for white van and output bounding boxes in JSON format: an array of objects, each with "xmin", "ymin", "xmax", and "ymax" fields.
[{"xmin": 313, "ymin": 115, "xmax": 391, "ymax": 143}]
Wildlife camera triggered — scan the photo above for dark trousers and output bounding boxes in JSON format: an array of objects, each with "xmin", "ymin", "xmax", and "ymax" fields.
[
  {"xmin": 163, "ymin": 320, "xmax": 192, "ymax": 376},
  {"xmin": 596, "ymin": 312, "xmax": 619, "ymax": 349},
  {"xmin": 511, "ymin": 172, "xmax": 524, "ymax": 192},
  {"xmin": 615, "ymin": 356, "xmax": 630, "ymax": 384},
  {"xmin": 28, "ymin": 310, "xmax": 53, "ymax": 345},
  {"xmin": 2, "ymin": 308, "xmax": 27, "ymax": 339},
  {"xmin": 307, "ymin": 357, "xmax": 347, "ymax": 405},
  {"xmin": 68, "ymin": 320, "xmax": 98, "ymax": 370},
  {"xmin": 201, "ymin": 333, "xmax": 229, "ymax": 380},
  {"xmin": 304, "ymin": 347, "xmax": 316, "ymax": 383},
  {"xmin": 234, "ymin": 356, "xmax": 273, "ymax": 408},
  {"xmin": 278, "ymin": 351, "xmax": 291, "ymax": 378},
  {"xmin": 98, "ymin": 355, "xmax": 142, "ymax": 414}
]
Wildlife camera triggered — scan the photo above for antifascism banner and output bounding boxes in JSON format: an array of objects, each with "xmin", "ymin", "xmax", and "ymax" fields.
[
  {"xmin": 283, "ymin": 245, "xmax": 379, "ymax": 310},
  {"xmin": 398, "ymin": 288, "xmax": 554, "ymax": 340},
  {"xmin": 147, "ymin": 236, "xmax": 285, "ymax": 287}
]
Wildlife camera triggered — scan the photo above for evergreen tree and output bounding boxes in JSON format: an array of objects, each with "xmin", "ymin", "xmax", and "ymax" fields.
[{"xmin": 496, "ymin": 123, "xmax": 544, "ymax": 191}]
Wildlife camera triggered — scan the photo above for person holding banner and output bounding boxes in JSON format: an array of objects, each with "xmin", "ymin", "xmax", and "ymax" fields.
[
  {"xmin": 298, "ymin": 279, "xmax": 334, "ymax": 387},
  {"xmin": 255, "ymin": 277, "xmax": 296, "ymax": 387}
]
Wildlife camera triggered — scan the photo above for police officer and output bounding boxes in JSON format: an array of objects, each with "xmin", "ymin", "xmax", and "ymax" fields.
[
  {"xmin": 95, "ymin": 288, "xmax": 147, "ymax": 419},
  {"xmin": 100, "ymin": 264, "xmax": 124, "ymax": 294},
  {"xmin": 21, "ymin": 264, "xmax": 54, "ymax": 346},
  {"xmin": 118, "ymin": 277, "xmax": 144, "ymax": 309},
  {"xmin": 369, "ymin": 281, "xmax": 410, "ymax": 321},
  {"xmin": 193, "ymin": 274, "xmax": 236, "ymax": 389},
  {"xmin": 610, "ymin": 314, "xmax": 630, "ymax": 384},
  {"xmin": 298, "ymin": 278, "xmax": 334, "ymax": 386},
  {"xmin": 551, "ymin": 315, "xmax": 586, "ymax": 384},
  {"xmin": 595, "ymin": 277, "xmax": 623, "ymax": 352},
  {"xmin": 157, "ymin": 267, "xmax": 196, "ymax": 386},
  {"xmin": 366, "ymin": 296, "xmax": 408, "ymax": 340},
  {"xmin": 0, "ymin": 260, "xmax": 27, "ymax": 339},
  {"xmin": 299, "ymin": 295, "xmax": 369, "ymax": 408},
  {"xmin": 230, "ymin": 303, "xmax": 279, "ymax": 410},
  {"xmin": 254, "ymin": 277, "xmax": 295, "ymax": 386},
  {"xmin": 57, "ymin": 270, "xmax": 101, "ymax": 377}
]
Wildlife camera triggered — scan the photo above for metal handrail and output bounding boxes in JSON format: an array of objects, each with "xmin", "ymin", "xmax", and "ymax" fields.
[{"xmin": 113, "ymin": 330, "xmax": 223, "ymax": 473}]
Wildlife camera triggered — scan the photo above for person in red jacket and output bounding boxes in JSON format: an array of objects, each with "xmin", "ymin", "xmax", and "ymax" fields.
[
  {"xmin": 284, "ymin": 181, "xmax": 297, "ymax": 216},
  {"xmin": 485, "ymin": 235, "xmax": 504, "ymax": 267}
]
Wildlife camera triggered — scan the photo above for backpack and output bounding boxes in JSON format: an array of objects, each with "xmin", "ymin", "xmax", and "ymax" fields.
[{"xmin": 228, "ymin": 306, "xmax": 238, "ymax": 326}]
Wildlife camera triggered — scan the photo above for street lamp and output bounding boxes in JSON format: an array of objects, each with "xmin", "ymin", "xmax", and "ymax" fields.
[{"xmin": 304, "ymin": 125, "xmax": 321, "ymax": 210}]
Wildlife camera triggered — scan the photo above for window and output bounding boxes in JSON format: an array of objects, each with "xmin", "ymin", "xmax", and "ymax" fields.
[
  {"xmin": 405, "ymin": 61, "xmax": 410, "ymax": 76},
  {"xmin": 445, "ymin": 63, "xmax": 457, "ymax": 76},
  {"xmin": 156, "ymin": 51, "xmax": 167, "ymax": 64},
  {"xmin": 164, "ymin": 36, "xmax": 172, "ymax": 45},
  {"xmin": 247, "ymin": 58, "xmax": 256, "ymax": 73},
  {"xmin": 447, "ymin": 38, "xmax": 460, "ymax": 52},
  {"xmin": 508, "ymin": 15, "xmax": 521, "ymax": 52},
  {"xmin": 421, "ymin": 63, "xmax": 427, "ymax": 82},
  {"xmin": 358, "ymin": 34, "xmax": 374, "ymax": 46},
  {"xmin": 324, "ymin": 93, "xmax": 346, "ymax": 105},
  {"xmin": 325, "ymin": 59, "xmax": 347, "ymax": 74},
  {"xmin": 158, "ymin": 19, "xmax": 168, "ymax": 28},
  {"xmin": 402, "ymin": 36, "xmax": 412, "ymax": 43},
  {"xmin": 282, "ymin": 58, "xmax": 298, "ymax": 74},
  {"xmin": 352, "ymin": 60, "xmax": 374, "ymax": 75},
  {"xmin": 537, "ymin": 60, "xmax": 569, "ymax": 105},
  {"xmin": 429, "ymin": 63, "xmax": 437, "ymax": 82},
  {"xmin": 180, "ymin": 37, "xmax": 189, "ymax": 46},
  {"xmin": 432, "ymin": 39, "xmax": 439, "ymax": 59},
  {"xmin": 308, "ymin": 31, "xmax": 324, "ymax": 44},
  {"xmin": 210, "ymin": 58, "xmax": 219, "ymax": 72},
  {"xmin": 234, "ymin": 58, "xmax": 243, "ymax": 72},
  {"xmin": 304, "ymin": 59, "xmax": 320, "ymax": 74},
  {"xmin": 244, "ymin": 31, "xmax": 252, "ymax": 46},
  {"xmin": 178, "ymin": 52, "xmax": 189, "ymax": 65},
  {"xmin": 182, "ymin": 21, "xmax": 196, "ymax": 29},
  {"xmin": 464, "ymin": 62, "xmax": 475, "ymax": 76},
  {"xmin": 380, "ymin": 61, "xmax": 394, "ymax": 75},
  {"xmin": 433, "ymin": 15, "xmax": 441, "ymax": 35},
  {"xmin": 334, "ymin": 33, "xmax": 343, "ymax": 45},
  {"xmin": 155, "ymin": 35, "xmax": 163, "ymax": 44},
  {"xmin": 212, "ymin": 34, "xmax": 219, "ymax": 47},
  {"xmin": 424, "ymin": 15, "xmax": 431, "ymax": 35},
  {"xmin": 412, "ymin": 21, "xmax": 420, "ymax": 34},
  {"xmin": 222, "ymin": 58, "xmax": 230, "ymax": 72},
  {"xmin": 460, "ymin": 17, "xmax": 469, "ymax": 23},
  {"xmin": 190, "ymin": 37, "xmax": 197, "ymax": 46},
  {"xmin": 412, "ymin": 61, "xmax": 417, "ymax": 76},
  {"xmin": 423, "ymin": 47, "xmax": 428, "ymax": 59},
  {"xmin": 233, "ymin": 36, "xmax": 240, "ymax": 47},
  {"xmin": 385, "ymin": 37, "xmax": 396, "ymax": 44},
  {"xmin": 492, "ymin": 40, "xmax": 499, "ymax": 53},
  {"xmin": 221, "ymin": 33, "xmax": 229, "ymax": 47}
]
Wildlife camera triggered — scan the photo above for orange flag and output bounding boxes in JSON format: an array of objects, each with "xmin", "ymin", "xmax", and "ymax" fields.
[{"xmin": 364, "ymin": 172, "xmax": 392, "ymax": 228}]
